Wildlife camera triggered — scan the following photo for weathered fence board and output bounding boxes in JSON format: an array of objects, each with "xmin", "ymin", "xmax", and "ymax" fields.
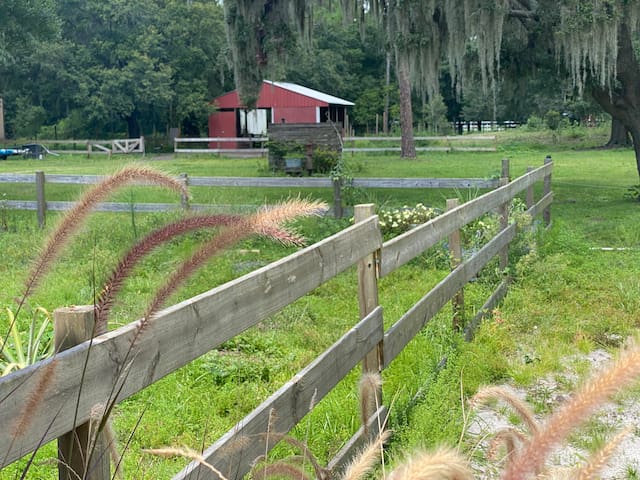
[
  {"xmin": 187, "ymin": 176, "xmax": 333, "ymax": 188},
  {"xmin": 0, "ymin": 172, "xmax": 502, "ymax": 225},
  {"xmin": 176, "ymin": 307, "xmax": 384, "ymax": 480},
  {"xmin": 0, "ymin": 159, "xmax": 553, "ymax": 479},
  {"xmin": 383, "ymin": 224, "xmax": 516, "ymax": 367},
  {"xmin": 327, "ymin": 405, "xmax": 388, "ymax": 475},
  {"xmin": 352, "ymin": 178, "xmax": 499, "ymax": 189},
  {"xmin": 0, "ymin": 217, "xmax": 382, "ymax": 467},
  {"xmin": 527, "ymin": 191, "xmax": 554, "ymax": 219},
  {"xmin": 380, "ymin": 162, "xmax": 551, "ymax": 276},
  {"xmin": 464, "ymin": 279, "xmax": 510, "ymax": 342}
]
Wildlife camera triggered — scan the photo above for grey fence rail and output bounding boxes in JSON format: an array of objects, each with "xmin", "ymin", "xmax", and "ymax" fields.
[
  {"xmin": 0, "ymin": 158, "xmax": 552, "ymax": 479},
  {"xmin": 174, "ymin": 135, "xmax": 497, "ymax": 155},
  {"xmin": 0, "ymin": 172, "xmax": 502, "ymax": 226}
]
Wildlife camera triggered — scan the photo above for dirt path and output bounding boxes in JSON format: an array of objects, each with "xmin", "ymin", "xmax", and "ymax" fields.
[{"xmin": 467, "ymin": 348, "xmax": 640, "ymax": 478}]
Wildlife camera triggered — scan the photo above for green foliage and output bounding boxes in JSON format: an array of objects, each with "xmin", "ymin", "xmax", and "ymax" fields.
[
  {"xmin": 526, "ymin": 115, "xmax": 545, "ymax": 130},
  {"xmin": 311, "ymin": 147, "xmax": 339, "ymax": 174},
  {"xmin": 0, "ymin": 306, "xmax": 54, "ymax": 376},
  {"xmin": 624, "ymin": 185, "xmax": 640, "ymax": 202},
  {"xmin": 1, "ymin": 138, "xmax": 639, "ymax": 478},
  {"xmin": 544, "ymin": 110, "xmax": 563, "ymax": 130},
  {"xmin": 378, "ymin": 203, "xmax": 440, "ymax": 237}
]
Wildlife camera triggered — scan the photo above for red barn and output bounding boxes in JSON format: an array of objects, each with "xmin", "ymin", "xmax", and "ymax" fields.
[{"xmin": 208, "ymin": 80, "xmax": 354, "ymax": 148}]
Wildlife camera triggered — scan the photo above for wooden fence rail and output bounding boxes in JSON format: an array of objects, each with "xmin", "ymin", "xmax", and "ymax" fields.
[
  {"xmin": 0, "ymin": 159, "xmax": 553, "ymax": 480},
  {"xmin": 342, "ymin": 135, "xmax": 497, "ymax": 153},
  {"xmin": 174, "ymin": 135, "xmax": 497, "ymax": 155},
  {"xmin": 0, "ymin": 173, "xmax": 501, "ymax": 227}
]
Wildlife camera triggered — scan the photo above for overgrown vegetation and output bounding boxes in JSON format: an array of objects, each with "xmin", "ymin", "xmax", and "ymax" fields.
[{"xmin": 0, "ymin": 126, "xmax": 638, "ymax": 478}]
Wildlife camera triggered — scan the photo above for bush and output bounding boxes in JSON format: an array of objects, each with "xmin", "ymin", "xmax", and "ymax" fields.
[
  {"xmin": 311, "ymin": 147, "xmax": 339, "ymax": 174},
  {"xmin": 525, "ymin": 115, "xmax": 544, "ymax": 130},
  {"xmin": 544, "ymin": 110, "xmax": 562, "ymax": 130}
]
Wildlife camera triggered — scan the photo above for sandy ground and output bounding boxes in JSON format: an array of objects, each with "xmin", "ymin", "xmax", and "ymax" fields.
[{"xmin": 466, "ymin": 349, "xmax": 640, "ymax": 479}]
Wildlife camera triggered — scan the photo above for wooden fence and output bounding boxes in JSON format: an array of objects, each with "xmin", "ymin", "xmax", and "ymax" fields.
[
  {"xmin": 27, "ymin": 137, "xmax": 145, "ymax": 156},
  {"xmin": 0, "ymin": 171, "xmax": 503, "ymax": 227},
  {"xmin": 0, "ymin": 158, "xmax": 553, "ymax": 479},
  {"xmin": 174, "ymin": 137, "xmax": 268, "ymax": 155},
  {"xmin": 174, "ymin": 135, "xmax": 496, "ymax": 155},
  {"xmin": 342, "ymin": 135, "xmax": 497, "ymax": 153}
]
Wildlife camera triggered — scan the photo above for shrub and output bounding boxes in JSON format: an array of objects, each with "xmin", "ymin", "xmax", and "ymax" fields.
[
  {"xmin": 311, "ymin": 147, "xmax": 339, "ymax": 174},
  {"xmin": 544, "ymin": 110, "xmax": 562, "ymax": 130}
]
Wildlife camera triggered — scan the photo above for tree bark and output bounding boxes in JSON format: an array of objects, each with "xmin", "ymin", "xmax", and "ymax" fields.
[
  {"xmin": 397, "ymin": 56, "xmax": 416, "ymax": 158},
  {"xmin": 590, "ymin": 19, "xmax": 640, "ymax": 180},
  {"xmin": 383, "ymin": 52, "xmax": 390, "ymax": 135},
  {"xmin": 0, "ymin": 97, "xmax": 5, "ymax": 140},
  {"xmin": 126, "ymin": 111, "xmax": 141, "ymax": 138},
  {"xmin": 605, "ymin": 117, "xmax": 632, "ymax": 148}
]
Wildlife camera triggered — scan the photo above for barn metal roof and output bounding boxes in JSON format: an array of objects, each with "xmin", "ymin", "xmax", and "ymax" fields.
[{"xmin": 264, "ymin": 80, "xmax": 354, "ymax": 106}]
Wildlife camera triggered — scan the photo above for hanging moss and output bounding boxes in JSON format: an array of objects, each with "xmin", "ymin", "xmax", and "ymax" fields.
[
  {"xmin": 557, "ymin": 1, "xmax": 640, "ymax": 95},
  {"xmin": 223, "ymin": 0, "xmax": 312, "ymax": 107}
]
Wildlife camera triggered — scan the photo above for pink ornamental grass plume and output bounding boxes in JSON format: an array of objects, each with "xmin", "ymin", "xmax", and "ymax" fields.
[
  {"xmin": 387, "ymin": 447, "xmax": 473, "ymax": 480},
  {"xmin": 23, "ymin": 165, "xmax": 188, "ymax": 300},
  {"xmin": 94, "ymin": 214, "xmax": 242, "ymax": 328},
  {"xmin": 502, "ymin": 339, "xmax": 640, "ymax": 480},
  {"xmin": 140, "ymin": 198, "xmax": 326, "ymax": 335}
]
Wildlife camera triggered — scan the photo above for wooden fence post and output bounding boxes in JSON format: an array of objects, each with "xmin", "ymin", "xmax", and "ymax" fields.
[
  {"xmin": 354, "ymin": 204, "xmax": 382, "ymax": 431},
  {"xmin": 446, "ymin": 198, "xmax": 464, "ymax": 330},
  {"xmin": 333, "ymin": 179, "xmax": 343, "ymax": 218},
  {"xmin": 179, "ymin": 173, "xmax": 189, "ymax": 210},
  {"xmin": 499, "ymin": 160, "xmax": 510, "ymax": 272},
  {"xmin": 502, "ymin": 158, "xmax": 510, "ymax": 181},
  {"xmin": 543, "ymin": 155, "xmax": 552, "ymax": 227},
  {"xmin": 35, "ymin": 171, "xmax": 46, "ymax": 229},
  {"xmin": 526, "ymin": 166, "xmax": 534, "ymax": 209},
  {"xmin": 54, "ymin": 306, "xmax": 110, "ymax": 480}
]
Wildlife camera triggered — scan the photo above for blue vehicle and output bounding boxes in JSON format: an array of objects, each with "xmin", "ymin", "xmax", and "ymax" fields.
[{"xmin": 0, "ymin": 147, "xmax": 24, "ymax": 159}]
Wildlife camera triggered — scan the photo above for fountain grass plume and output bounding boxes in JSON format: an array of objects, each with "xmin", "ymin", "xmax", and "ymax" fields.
[
  {"xmin": 471, "ymin": 385, "xmax": 540, "ymax": 436},
  {"xmin": 250, "ymin": 432, "xmax": 329, "ymax": 480},
  {"xmin": 359, "ymin": 373, "xmax": 382, "ymax": 435},
  {"xmin": 10, "ymin": 359, "xmax": 57, "ymax": 441},
  {"xmin": 251, "ymin": 463, "xmax": 314, "ymax": 479},
  {"xmin": 502, "ymin": 338, "xmax": 640, "ymax": 480},
  {"xmin": 142, "ymin": 446, "xmax": 228, "ymax": 479},
  {"xmin": 574, "ymin": 426, "xmax": 633, "ymax": 480},
  {"xmin": 487, "ymin": 428, "xmax": 528, "ymax": 462},
  {"xmin": 387, "ymin": 447, "xmax": 473, "ymax": 480},
  {"xmin": 94, "ymin": 214, "xmax": 242, "ymax": 328},
  {"xmin": 140, "ymin": 199, "xmax": 326, "ymax": 328},
  {"xmin": 340, "ymin": 429, "xmax": 391, "ymax": 480},
  {"xmin": 22, "ymin": 165, "xmax": 188, "ymax": 301}
]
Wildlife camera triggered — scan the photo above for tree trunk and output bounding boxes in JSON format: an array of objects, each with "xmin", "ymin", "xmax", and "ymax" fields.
[
  {"xmin": 383, "ymin": 52, "xmax": 390, "ymax": 135},
  {"xmin": 605, "ymin": 117, "xmax": 632, "ymax": 148},
  {"xmin": 590, "ymin": 19, "xmax": 640, "ymax": 180},
  {"xmin": 397, "ymin": 56, "xmax": 416, "ymax": 158},
  {"xmin": 126, "ymin": 110, "xmax": 141, "ymax": 138},
  {"xmin": 0, "ymin": 97, "xmax": 5, "ymax": 140}
]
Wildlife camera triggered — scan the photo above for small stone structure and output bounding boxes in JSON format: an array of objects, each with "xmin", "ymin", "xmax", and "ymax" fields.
[{"xmin": 267, "ymin": 123, "xmax": 342, "ymax": 174}]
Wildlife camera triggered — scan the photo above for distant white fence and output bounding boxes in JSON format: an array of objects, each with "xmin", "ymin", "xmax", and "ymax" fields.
[
  {"xmin": 31, "ymin": 137, "xmax": 145, "ymax": 156},
  {"xmin": 174, "ymin": 137, "xmax": 268, "ymax": 155}
]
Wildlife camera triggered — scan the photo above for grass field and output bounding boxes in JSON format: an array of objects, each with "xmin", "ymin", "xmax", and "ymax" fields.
[{"xmin": 1, "ymin": 125, "xmax": 639, "ymax": 478}]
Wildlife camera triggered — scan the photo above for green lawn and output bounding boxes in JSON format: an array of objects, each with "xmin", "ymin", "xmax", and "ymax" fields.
[{"xmin": 1, "ymin": 126, "xmax": 639, "ymax": 478}]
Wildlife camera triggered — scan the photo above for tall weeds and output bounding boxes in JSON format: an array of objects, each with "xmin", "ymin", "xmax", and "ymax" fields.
[
  {"xmin": 1, "ymin": 166, "xmax": 188, "ymax": 360},
  {"xmin": 23, "ymin": 166, "xmax": 188, "ymax": 301}
]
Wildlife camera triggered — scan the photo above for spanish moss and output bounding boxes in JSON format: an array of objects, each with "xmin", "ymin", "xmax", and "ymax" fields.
[{"xmin": 557, "ymin": 1, "xmax": 640, "ymax": 95}]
